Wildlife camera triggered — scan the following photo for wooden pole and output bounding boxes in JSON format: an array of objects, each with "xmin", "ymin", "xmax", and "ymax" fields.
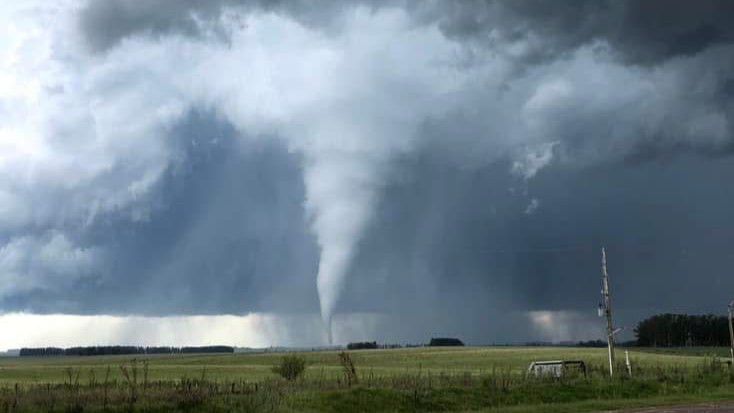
[
  {"xmin": 728, "ymin": 301, "xmax": 734, "ymax": 365},
  {"xmin": 601, "ymin": 247, "xmax": 615, "ymax": 377}
]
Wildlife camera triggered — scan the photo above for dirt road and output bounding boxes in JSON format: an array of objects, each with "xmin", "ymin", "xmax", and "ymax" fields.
[{"xmin": 616, "ymin": 404, "xmax": 734, "ymax": 413}]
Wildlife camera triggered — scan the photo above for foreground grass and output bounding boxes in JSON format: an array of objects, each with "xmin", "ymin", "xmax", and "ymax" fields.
[
  {"xmin": 287, "ymin": 361, "xmax": 734, "ymax": 413},
  {"xmin": 0, "ymin": 347, "xmax": 732, "ymax": 412}
]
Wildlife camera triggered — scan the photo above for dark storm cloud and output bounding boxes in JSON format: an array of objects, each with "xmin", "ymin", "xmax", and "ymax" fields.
[
  {"xmin": 431, "ymin": 0, "xmax": 734, "ymax": 65},
  {"xmin": 78, "ymin": 0, "xmax": 395, "ymax": 52},
  {"xmin": 78, "ymin": 0, "xmax": 734, "ymax": 164},
  {"xmin": 4, "ymin": 0, "xmax": 734, "ymax": 346},
  {"xmin": 104, "ymin": 113, "xmax": 320, "ymax": 316},
  {"xmin": 1, "ymin": 111, "xmax": 319, "ymax": 315},
  {"xmin": 339, "ymin": 150, "xmax": 734, "ymax": 342},
  {"xmin": 81, "ymin": 0, "xmax": 734, "ymax": 65},
  {"xmin": 79, "ymin": 0, "xmax": 219, "ymax": 52},
  {"xmin": 72, "ymin": 1, "xmax": 734, "ymax": 337}
]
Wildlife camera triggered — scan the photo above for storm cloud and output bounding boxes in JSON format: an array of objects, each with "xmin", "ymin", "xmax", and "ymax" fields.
[{"xmin": 0, "ymin": 0, "xmax": 733, "ymax": 345}]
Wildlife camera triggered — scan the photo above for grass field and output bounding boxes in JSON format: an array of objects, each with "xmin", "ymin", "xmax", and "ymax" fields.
[
  {"xmin": 635, "ymin": 346, "xmax": 733, "ymax": 358},
  {"xmin": 0, "ymin": 347, "xmax": 716, "ymax": 384},
  {"xmin": 0, "ymin": 346, "xmax": 732, "ymax": 412}
]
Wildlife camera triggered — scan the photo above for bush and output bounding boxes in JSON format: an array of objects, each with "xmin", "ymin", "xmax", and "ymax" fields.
[
  {"xmin": 339, "ymin": 352, "xmax": 358, "ymax": 386},
  {"xmin": 272, "ymin": 354, "xmax": 306, "ymax": 381}
]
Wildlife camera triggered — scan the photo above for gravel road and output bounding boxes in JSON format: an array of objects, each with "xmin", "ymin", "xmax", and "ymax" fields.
[{"xmin": 612, "ymin": 404, "xmax": 734, "ymax": 413}]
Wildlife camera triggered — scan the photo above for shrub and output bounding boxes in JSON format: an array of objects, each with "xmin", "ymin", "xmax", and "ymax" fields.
[
  {"xmin": 339, "ymin": 352, "xmax": 358, "ymax": 386},
  {"xmin": 272, "ymin": 354, "xmax": 306, "ymax": 381}
]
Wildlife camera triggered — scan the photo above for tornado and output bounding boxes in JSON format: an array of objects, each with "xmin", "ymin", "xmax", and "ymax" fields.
[{"xmin": 303, "ymin": 154, "xmax": 378, "ymax": 345}]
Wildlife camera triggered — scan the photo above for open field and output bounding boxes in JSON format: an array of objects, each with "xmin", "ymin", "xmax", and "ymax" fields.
[
  {"xmin": 0, "ymin": 347, "xmax": 717, "ymax": 384},
  {"xmin": 634, "ymin": 347, "xmax": 733, "ymax": 359},
  {"xmin": 0, "ymin": 346, "xmax": 732, "ymax": 412}
]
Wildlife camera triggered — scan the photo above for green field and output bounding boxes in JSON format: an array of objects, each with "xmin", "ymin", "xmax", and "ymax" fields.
[
  {"xmin": 634, "ymin": 346, "xmax": 733, "ymax": 358},
  {"xmin": 0, "ymin": 346, "xmax": 732, "ymax": 412},
  {"xmin": 0, "ymin": 347, "xmax": 716, "ymax": 384}
]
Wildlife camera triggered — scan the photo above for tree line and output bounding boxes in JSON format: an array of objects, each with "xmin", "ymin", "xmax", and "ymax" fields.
[
  {"xmin": 347, "ymin": 341, "xmax": 378, "ymax": 350},
  {"xmin": 634, "ymin": 313, "xmax": 730, "ymax": 347},
  {"xmin": 19, "ymin": 345, "xmax": 234, "ymax": 356},
  {"xmin": 429, "ymin": 337, "xmax": 464, "ymax": 347}
]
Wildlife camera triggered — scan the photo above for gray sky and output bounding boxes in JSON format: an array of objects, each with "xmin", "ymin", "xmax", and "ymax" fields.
[{"xmin": 0, "ymin": 0, "xmax": 733, "ymax": 347}]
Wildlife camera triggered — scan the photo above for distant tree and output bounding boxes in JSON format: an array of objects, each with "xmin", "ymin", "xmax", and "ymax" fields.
[
  {"xmin": 19, "ymin": 347, "xmax": 63, "ymax": 356},
  {"xmin": 576, "ymin": 340, "xmax": 607, "ymax": 348},
  {"xmin": 181, "ymin": 346, "xmax": 234, "ymax": 354},
  {"xmin": 634, "ymin": 313, "xmax": 729, "ymax": 347},
  {"xmin": 429, "ymin": 338, "xmax": 464, "ymax": 347},
  {"xmin": 347, "ymin": 341, "xmax": 378, "ymax": 350},
  {"xmin": 19, "ymin": 345, "xmax": 234, "ymax": 357}
]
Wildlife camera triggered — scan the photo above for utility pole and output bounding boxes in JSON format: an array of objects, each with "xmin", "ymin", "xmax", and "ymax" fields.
[
  {"xmin": 601, "ymin": 247, "xmax": 616, "ymax": 377},
  {"xmin": 728, "ymin": 301, "xmax": 734, "ymax": 365}
]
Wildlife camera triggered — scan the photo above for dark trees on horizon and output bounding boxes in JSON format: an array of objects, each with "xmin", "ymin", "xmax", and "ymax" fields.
[{"xmin": 634, "ymin": 313, "xmax": 730, "ymax": 347}]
